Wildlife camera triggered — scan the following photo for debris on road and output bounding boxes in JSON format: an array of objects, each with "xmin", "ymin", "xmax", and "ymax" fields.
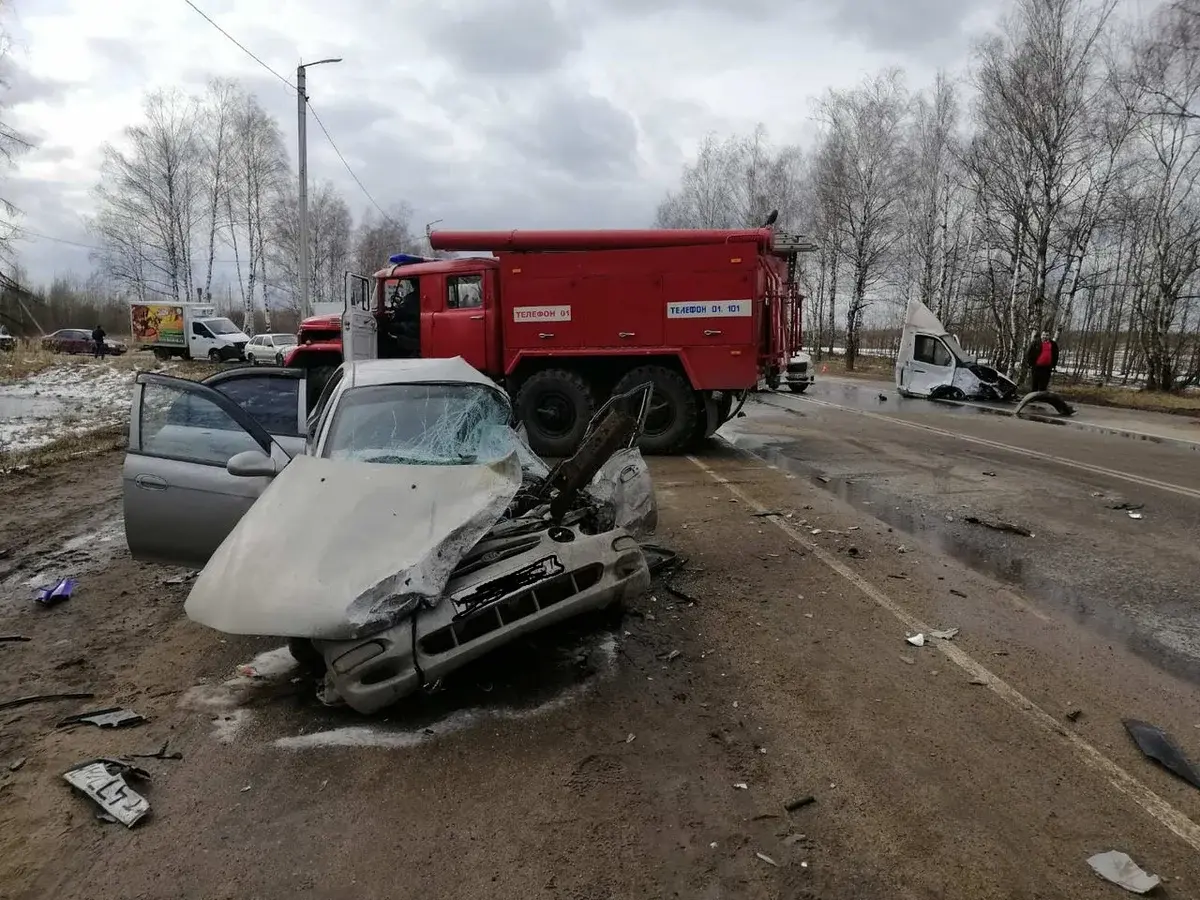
[
  {"xmin": 0, "ymin": 634, "xmax": 30, "ymax": 643},
  {"xmin": 1107, "ymin": 502, "xmax": 1144, "ymax": 511},
  {"xmin": 662, "ymin": 650, "xmax": 681, "ymax": 662},
  {"xmin": 906, "ymin": 633, "xmax": 926, "ymax": 647},
  {"xmin": 625, "ymin": 733, "xmax": 636, "ymax": 744},
  {"xmin": 1066, "ymin": 708, "xmax": 1083, "ymax": 722},
  {"xmin": 969, "ymin": 677, "xmax": 988, "ymax": 686},
  {"xmin": 949, "ymin": 589, "xmax": 967, "ymax": 598},
  {"xmin": 982, "ymin": 471, "xmax": 996, "ymax": 477},
  {"xmin": 1086, "ymin": 850, "xmax": 1160, "ymax": 894},
  {"xmin": 0, "ymin": 691, "xmax": 95, "ymax": 712},
  {"xmin": 1123, "ymin": 719, "xmax": 1200, "ymax": 790},
  {"xmin": 784, "ymin": 794, "xmax": 816, "ymax": 812},
  {"xmin": 964, "ymin": 516, "xmax": 1033, "ymax": 537},
  {"xmin": 161, "ymin": 572, "xmax": 197, "ymax": 586},
  {"xmin": 756, "ymin": 852, "xmax": 780, "ymax": 867},
  {"xmin": 8, "ymin": 757, "xmax": 26, "ymax": 772},
  {"xmin": 131, "ymin": 740, "xmax": 183, "ymax": 761},
  {"xmin": 34, "ymin": 577, "xmax": 77, "ymax": 606},
  {"xmin": 899, "ymin": 655, "xmax": 916, "ymax": 665},
  {"xmin": 57, "ymin": 707, "xmax": 145, "ymax": 729},
  {"xmin": 733, "ymin": 782, "xmax": 749, "ymax": 790},
  {"xmin": 63, "ymin": 758, "xmax": 151, "ymax": 828},
  {"xmin": 1128, "ymin": 512, "xmax": 1144, "ymax": 520},
  {"xmin": 930, "ymin": 627, "xmax": 960, "ymax": 641}
]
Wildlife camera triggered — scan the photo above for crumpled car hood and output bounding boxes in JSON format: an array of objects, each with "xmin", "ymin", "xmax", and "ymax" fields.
[{"xmin": 184, "ymin": 452, "xmax": 522, "ymax": 640}]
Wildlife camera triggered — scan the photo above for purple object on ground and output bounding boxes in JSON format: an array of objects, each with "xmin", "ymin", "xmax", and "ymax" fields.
[{"xmin": 35, "ymin": 578, "xmax": 77, "ymax": 606}]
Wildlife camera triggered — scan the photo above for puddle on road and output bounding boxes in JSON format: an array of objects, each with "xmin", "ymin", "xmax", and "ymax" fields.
[
  {"xmin": 190, "ymin": 612, "xmax": 625, "ymax": 749},
  {"xmin": 718, "ymin": 427, "xmax": 1200, "ymax": 686}
]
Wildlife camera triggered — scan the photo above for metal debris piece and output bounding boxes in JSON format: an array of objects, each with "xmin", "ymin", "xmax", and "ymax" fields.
[
  {"xmin": 0, "ymin": 691, "xmax": 95, "ymax": 712},
  {"xmin": 964, "ymin": 516, "xmax": 1032, "ymax": 537},
  {"xmin": 1066, "ymin": 708, "xmax": 1083, "ymax": 722},
  {"xmin": 664, "ymin": 650, "xmax": 681, "ymax": 662},
  {"xmin": 34, "ymin": 578, "xmax": 77, "ymax": 607},
  {"xmin": 930, "ymin": 628, "xmax": 960, "ymax": 641},
  {"xmin": 1086, "ymin": 850, "xmax": 1160, "ymax": 894},
  {"xmin": 8, "ymin": 757, "xmax": 26, "ymax": 772},
  {"xmin": 906, "ymin": 633, "xmax": 926, "ymax": 647},
  {"xmin": 0, "ymin": 635, "xmax": 30, "ymax": 643},
  {"xmin": 756, "ymin": 852, "xmax": 779, "ymax": 867},
  {"xmin": 816, "ymin": 476, "xmax": 830, "ymax": 484},
  {"xmin": 784, "ymin": 795, "xmax": 816, "ymax": 812},
  {"xmin": 63, "ymin": 759, "xmax": 150, "ymax": 828},
  {"xmin": 733, "ymin": 782, "xmax": 749, "ymax": 790},
  {"xmin": 625, "ymin": 733, "xmax": 636, "ymax": 744},
  {"xmin": 1123, "ymin": 719, "xmax": 1200, "ymax": 790},
  {"xmin": 1107, "ymin": 502, "xmax": 1144, "ymax": 511},
  {"xmin": 131, "ymin": 740, "xmax": 183, "ymax": 761},
  {"xmin": 982, "ymin": 471, "xmax": 996, "ymax": 477},
  {"xmin": 1128, "ymin": 512, "xmax": 1144, "ymax": 520},
  {"xmin": 57, "ymin": 707, "xmax": 145, "ymax": 730},
  {"xmin": 949, "ymin": 589, "xmax": 967, "ymax": 598}
]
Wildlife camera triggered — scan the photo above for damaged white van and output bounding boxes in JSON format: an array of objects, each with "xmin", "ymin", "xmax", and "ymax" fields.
[{"xmin": 894, "ymin": 299, "xmax": 1018, "ymax": 403}]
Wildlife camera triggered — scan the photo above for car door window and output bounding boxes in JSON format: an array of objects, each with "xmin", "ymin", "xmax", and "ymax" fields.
[
  {"xmin": 209, "ymin": 374, "xmax": 302, "ymax": 436},
  {"xmin": 447, "ymin": 274, "xmax": 483, "ymax": 309},
  {"xmin": 193, "ymin": 322, "xmax": 211, "ymax": 338},
  {"xmin": 141, "ymin": 381, "xmax": 266, "ymax": 465},
  {"xmin": 306, "ymin": 367, "xmax": 344, "ymax": 448},
  {"xmin": 914, "ymin": 336, "xmax": 952, "ymax": 367}
]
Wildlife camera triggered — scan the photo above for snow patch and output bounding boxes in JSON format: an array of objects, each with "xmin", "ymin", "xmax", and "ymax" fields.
[
  {"xmin": 0, "ymin": 364, "xmax": 135, "ymax": 454},
  {"xmin": 179, "ymin": 645, "xmax": 296, "ymax": 741}
]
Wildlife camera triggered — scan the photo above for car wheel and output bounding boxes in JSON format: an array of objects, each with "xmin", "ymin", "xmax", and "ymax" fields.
[
  {"xmin": 208, "ymin": 349, "xmax": 221, "ymax": 363},
  {"xmin": 613, "ymin": 365, "xmax": 699, "ymax": 455},
  {"xmin": 515, "ymin": 368, "xmax": 596, "ymax": 457},
  {"xmin": 788, "ymin": 383, "xmax": 810, "ymax": 394}
]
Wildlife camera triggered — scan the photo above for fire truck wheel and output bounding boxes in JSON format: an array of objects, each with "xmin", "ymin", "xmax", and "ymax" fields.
[
  {"xmin": 615, "ymin": 366, "xmax": 698, "ymax": 454},
  {"xmin": 515, "ymin": 369, "xmax": 596, "ymax": 457}
]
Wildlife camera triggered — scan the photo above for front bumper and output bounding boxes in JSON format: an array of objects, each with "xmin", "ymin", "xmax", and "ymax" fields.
[
  {"xmin": 784, "ymin": 365, "xmax": 814, "ymax": 387},
  {"xmin": 217, "ymin": 342, "xmax": 247, "ymax": 361},
  {"xmin": 314, "ymin": 524, "xmax": 650, "ymax": 714}
]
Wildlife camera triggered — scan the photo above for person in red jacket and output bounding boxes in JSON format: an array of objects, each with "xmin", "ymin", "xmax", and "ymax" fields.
[{"xmin": 1025, "ymin": 331, "xmax": 1059, "ymax": 392}]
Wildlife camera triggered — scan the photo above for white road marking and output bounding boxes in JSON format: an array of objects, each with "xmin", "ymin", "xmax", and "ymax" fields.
[
  {"xmin": 760, "ymin": 393, "xmax": 1200, "ymax": 502},
  {"xmin": 687, "ymin": 454, "xmax": 1200, "ymax": 853}
]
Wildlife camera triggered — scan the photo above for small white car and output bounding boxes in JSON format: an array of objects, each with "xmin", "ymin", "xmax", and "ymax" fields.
[
  {"xmin": 245, "ymin": 333, "xmax": 298, "ymax": 366},
  {"xmin": 783, "ymin": 351, "xmax": 814, "ymax": 393}
]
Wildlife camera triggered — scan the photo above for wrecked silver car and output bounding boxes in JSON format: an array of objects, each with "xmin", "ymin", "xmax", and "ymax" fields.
[
  {"xmin": 895, "ymin": 298, "xmax": 1018, "ymax": 403},
  {"xmin": 126, "ymin": 357, "xmax": 654, "ymax": 714}
]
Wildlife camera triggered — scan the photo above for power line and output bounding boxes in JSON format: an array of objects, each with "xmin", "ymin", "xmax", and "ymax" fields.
[
  {"xmin": 183, "ymin": 0, "xmax": 398, "ymax": 227},
  {"xmin": 305, "ymin": 101, "xmax": 395, "ymax": 224},
  {"xmin": 182, "ymin": 0, "xmax": 295, "ymax": 91}
]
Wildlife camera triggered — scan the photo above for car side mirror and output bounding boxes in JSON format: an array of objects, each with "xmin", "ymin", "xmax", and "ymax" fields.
[{"xmin": 227, "ymin": 449, "xmax": 278, "ymax": 478}]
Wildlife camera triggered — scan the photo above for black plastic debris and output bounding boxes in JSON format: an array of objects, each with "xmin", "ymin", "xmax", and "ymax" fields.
[
  {"xmin": 0, "ymin": 691, "xmax": 95, "ymax": 712},
  {"xmin": 1123, "ymin": 719, "xmax": 1200, "ymax": 791},
  {"xmin": 131, "ymin": 740, "xmax": 183, "ymax": 762},
  {"xmin": 0, "ymin": 635, "xmax": 30, "ymax": 643},
  {"xmin": 57, "ymin": 707, "xmax": 146, "ymax": 730},
  {"xmin": 784, "ymin": 794, "xmax": 816, "ymax": 812},
  {"xmin": 1107, "ymin": 502, "xmax": 1145, "ymax": 512},
  {"xmin": 964, "ymin": 516, "xmax": 1033, "ymax": 537}
]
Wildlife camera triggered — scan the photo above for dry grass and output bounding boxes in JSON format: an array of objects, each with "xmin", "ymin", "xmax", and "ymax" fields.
[
  {"xmin": 1, "ymin": 341, "xmax": 220, "ymax": 385},
  {"xmin": 1, "ymin": 423, "xmax": 127, "ymax": 474},
  {"xmin": 810, "ymin": 353, "xmax": 896, "ymax": 382},
  {"xmin": 1055, "ymin": 383, "xmax": 1200, "ymax": 417}
]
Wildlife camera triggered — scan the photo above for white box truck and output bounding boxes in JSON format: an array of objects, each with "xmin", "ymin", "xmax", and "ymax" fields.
[{"xmin": 129, "ymin": 301, "xmax": 250, "ymax": 362}]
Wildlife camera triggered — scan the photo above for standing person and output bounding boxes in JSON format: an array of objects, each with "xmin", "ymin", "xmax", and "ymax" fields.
[
  {"xmin": 92, "ymin": 324, "xmax": 107, "ymax": 359},
  {"xmin": 1025, "ymin": 330, "xmax": 1059, "ymax": 392}
]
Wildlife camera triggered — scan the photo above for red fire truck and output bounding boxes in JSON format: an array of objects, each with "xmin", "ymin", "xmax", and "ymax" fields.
[{"xmin": 285, "ymin": 227, "xmax": 811, "ymax": 455}]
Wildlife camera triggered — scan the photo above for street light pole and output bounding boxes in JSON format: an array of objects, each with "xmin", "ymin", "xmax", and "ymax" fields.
[{"xmin": 296, "ymin": 57, "xmax": 341, "ymax": 322}]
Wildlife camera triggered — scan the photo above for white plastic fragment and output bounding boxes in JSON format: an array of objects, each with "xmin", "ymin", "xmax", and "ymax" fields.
[
  {"xmin": 1128, "ymin": 512, "xmax": 1143, "ymax": 520},
  {"xmin": 1086, "ymin": 850, "xmax": 1160, "ymax": 894},
  {"xmin": 906, "ymin": 633, "xmax": 926, "ymax": 647},
  {"xmin": 930, "ymin": 627, "xmax": 960, "ymax": 640},
  {"xmin": 63, "ymin": 760, "xmax": 150, "ymax": 828},
  {"xmin": 625, "ymin": 733, "xmax": 636, "ymax": 743},
  {"xmin": 756, "ymin": 852, "xmax": 779, "ymax": 867},
  {"xmin": 733, "ymin": 782, "xmax": 749, "ymax": 790}
]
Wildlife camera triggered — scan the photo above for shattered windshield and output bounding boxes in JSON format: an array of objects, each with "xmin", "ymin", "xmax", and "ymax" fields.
[{"xmin": 322, "ymin": 383, "xmax": 517, "ymax": 466}]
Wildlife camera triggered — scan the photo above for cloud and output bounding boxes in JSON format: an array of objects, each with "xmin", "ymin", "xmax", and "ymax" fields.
[
  {"xmin": 822, "ymin": 0, "xmax": 999, "ymax": 54},
  {"xmin": 419, "ymin": 0, "xmax": 583, "ymax": 76}
]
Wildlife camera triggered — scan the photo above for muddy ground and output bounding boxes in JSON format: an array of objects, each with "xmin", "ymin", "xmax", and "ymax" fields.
[{"xmin": 2, "ymin": 431, "xmax": 1200, "ymax": 899}]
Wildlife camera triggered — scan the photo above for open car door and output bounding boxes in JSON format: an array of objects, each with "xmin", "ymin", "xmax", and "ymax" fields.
[
  {"xmin": 123, "ymin": 373, "xmax": 293, "ymax": 569},
  {"xmin": 201, "ymin": 366, "xmax": 308, "ymax": 457},
  {"xmin": 343, "ymin": 271, "xmax": 377, "ymax": 363}
]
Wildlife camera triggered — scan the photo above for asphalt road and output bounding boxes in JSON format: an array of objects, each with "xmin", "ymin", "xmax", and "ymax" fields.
[{"xmin": 3, "ymin": 392, "xmax": 1200, "ymax": 899}]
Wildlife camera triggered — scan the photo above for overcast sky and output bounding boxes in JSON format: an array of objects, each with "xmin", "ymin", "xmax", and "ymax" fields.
[{"xmin": 3, "ymin": 0, "xmax": 1006, "ymax": 285}]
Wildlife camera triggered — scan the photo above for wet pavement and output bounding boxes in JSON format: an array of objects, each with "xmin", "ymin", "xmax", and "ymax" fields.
[{"xmin": 720, "ymin": 397, "xmax": 1200, "ymax": 686}]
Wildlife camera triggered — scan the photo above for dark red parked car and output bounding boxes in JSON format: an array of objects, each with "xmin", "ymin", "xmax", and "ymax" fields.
[{"xmin": 41, "ymin": 329, "xmax": 127, "ymax": 355}]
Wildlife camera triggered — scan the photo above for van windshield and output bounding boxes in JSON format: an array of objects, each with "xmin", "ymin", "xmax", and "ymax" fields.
[{"xmin": 202, "ymin": 318, "xmax": 241, "ymax": 335}]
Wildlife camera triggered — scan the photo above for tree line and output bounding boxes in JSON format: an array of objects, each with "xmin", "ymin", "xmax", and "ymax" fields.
[
  {"xmin": 0, "ymin": 72, "xmax": 442, "ymax": 337},
  {"xmin": 656, "ymin": 0, "xmax": 1200, "ymax": 391}
]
